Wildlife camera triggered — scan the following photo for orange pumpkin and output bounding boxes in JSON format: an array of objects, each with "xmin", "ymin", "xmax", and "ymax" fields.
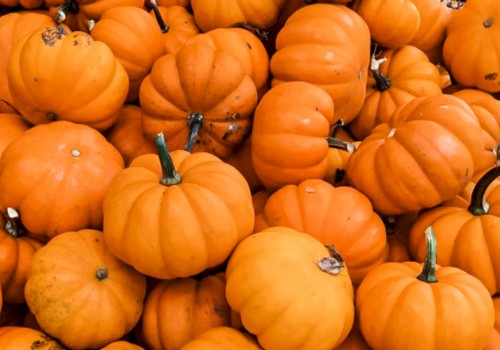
[
  {"xmin": 0, "ymin": 326, "xmax": 65, "ymax": 349},
  {"xmin": 142, "ymin": 273, "xmax": 238, "ymax": 349},
  {"xmin": 139, "ymin": 41, "xmax": 258, "ymax": 159},
  {"xmin": 252, "ymin": 178, "xmax": 388, "ymax": 285},
  {"xmin": 409, "ymin": 165, "xmax": 500, "ymax": 295},
  {"xmin": 346, "ymin": 94, "xmax": 485, "ymax": 215},
  {"xmin": 103, "ymin": 133, "xmax": 254, "ymax": 279},
  {"xmin": 190, "ymin": 0, "xmax": 288, "ymax": 32},
  {"xmin": 349, "ymin": 45, "xmax": 443, "ymax": 140},
  {"xmin": 0, "ymin": 121, "xmax": 124, "ymax": 239},
  {"xmin": 270, "ymin": 3, "xmax": 370, "ymax": 124},
  {"xmin": 226, "ymin": 226, "xmax": 354, "ymax": 349},
  {"xmin": 224, "ymin": 135, "xmax": 263, "ymax": 193},
  {"xmin": 443, "ymin": 0, "xmax": 500, "ymax": 93},
  {"xmin": 100, "ymin": 340, "xmax": 145, "ymax": 350},
  {"xmin": 24, "ymin": 229, "xmax": 147, "ymax": 350},
  {"xmin": 0, "ymin": 0, "xmax": 43, "ymax": 8},
  {"xmin": 89, "ymin": 5, "xmax": 165, "ymax": 102},
  {"xmin": 7, "ymin": 25, "xmax": 129, "ymax": 131},
  {"xmin": 0, "ymin": 113, "xmax": 31, "ymax": 159},
  {"xmin": 356, "ymin": 226, "xmax": 495, "ymax": 350},
  {"xmin": 0, "ymin": 11, "xmax": 55, "ymax": 114},
  {"xmin": 179, "ymin": 327, "xmax": 261, "ymax": 350}
]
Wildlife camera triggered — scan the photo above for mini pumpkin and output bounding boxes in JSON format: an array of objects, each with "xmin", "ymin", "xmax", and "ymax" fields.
[
  {"xmin": 0, "ymin": 326, "xmax": 65, "ymax": 349},
  {"xmin": 0, "ymin": 113, "xmax": 31, "ymax": 159},
  {"xmin": 180, "ymin": 327, "xmax": 261, "ymax": 350},
  {"xmin": 100, "ymin": 340, "xmax": 145, "ymax": 350}
]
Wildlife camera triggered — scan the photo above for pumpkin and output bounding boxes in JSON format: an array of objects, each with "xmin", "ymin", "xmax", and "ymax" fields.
[
  {"xmin": 0, "ymin": 113, "xmax": 31, "ymax": 159},
  {"xmin": 156, "ymin": 0, "xmax": 190, "ymax": 7},
  {"xmin": 349, "ymin": 45, "xmax": 443, "ymax": 140},
  {"xmin": 495, "ymin": 295, "xmax": 500, "ymax": 330},
  {"xmin": 100, "ymin": 340, "xmax": 145, "ymax": 350},
  {"xmin": 270, "ymin": 3, "xmax": 370, "ymax": 124},
  {"xmin": 7, "ymin": 25, "xmax": 129, "ymax": 131},
  {"xmin": 250, "ymin": 81, "xmax": 340, "ymax": 191},
  {"xmin": 486, "ymin": 328, "xmax": 500, "ymax": 350},
  {"xmin": 346, "ymin": 94, "xmax": 485, "ymax": 215},
  {"xmin": 334, "ymin": 318, "xmax": 371, "ymax": 350},
  {"xmin": 149, "ymin": 4, "xmax": 200, "ymax": 54},
  {"xmin": 356, "ymin": 226, "xmax": 495, "ymax": 350},
  {"xmin": 225, "ymin": 226, "xmax": 354, "ymax": 350},
  {"xmin": 0, "ymin": 208, "xmax": 43, "ymax": 303},
  {"xmin": 224, "ymin": 135, "xmax": 263, "ymax": 193},
  {"xmin": 142, "ymin": 273, "xmax": 238, "ymax": 350},
  {"xmin": 103, "ymin": 133, "xmax": 254, "ymax": 279},
  {"xmin": 0, "ymin": 0, "xmax": 43, "ymax": 8},
  {"xmin": 408, "ymin": 165, "xmax": 500, "ymax": 295},
  {"xmin": 0, "ymin": 11, "xmax": 55, "ymax": 114},
  {"xmin": 89, "ymin": 5, "xmax": 165, "ymax": 102},
  {"xmin": 139, "ymin": 41, "xmax": 258, "ymax": 159},
  {"xmin": 351, "ymin": 0, "xmax": 420, "ymax": 49},
  {"xmin": 443, "ymin": 0, "xmax": 500, "ymax": 93},
  {"xmin": 0, "ymin": 120, "xmax": 124, "ymax": 239},
  {"xmin": 24, "ymin": 229, "xmax": 147, "ymax": 350},
  {"xmin": 0, "ymin": 326, "xmax": 65, "ymax": 349},
  {"xmin": 185, "ymin": 27, "xmax": 270, "ymax": 98},
  {"xmin": 106, "ymin": 105, "xmax": 157, "ymax": 167},
  {"xmin": 190, "ymin": 0, "xmax": 288, "ymax": 32},
  {"xmin": 180, "ymin": 327, "xmax": 261, "ymax": 350},
  {"xmin": 252, "ymin": 178, "xmax": 388, "ymax": 285}
]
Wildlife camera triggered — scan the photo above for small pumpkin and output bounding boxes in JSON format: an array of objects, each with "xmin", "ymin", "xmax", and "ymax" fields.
[
  {"xmin": 100, "ymin": 340, "xmax": 145, "ymax": 350},
  {"xmin": 0, "ymin": 0, "xmax": 43, "ymax": 8},
  {"xmin": 180, "ymin": 327, "xmax": 261, "ymax": 350},
  {"xmin": 7, "ymin": 25, "xmax": 129, "ymax": 131},
  {"xmin": 24, "ymin": 229, "xmax": 147, "ymax": 350},
  {"xmin": 0, "ymin": 326, "xmax": 65, "ymax": 349},
  {"xmin": 225, "ymin": 226, "xmax": 354, "ymax": 349},
  {"xmin": 103, "ymin": 133, "xmax": 254, "ymax": 279},
  {"xmin": 0, "ymin": 113, "xmax": 31, "ymax": 159},
  {"xmin": 356, "ymin": 226, "xmax": 495, "ymax": 350}
]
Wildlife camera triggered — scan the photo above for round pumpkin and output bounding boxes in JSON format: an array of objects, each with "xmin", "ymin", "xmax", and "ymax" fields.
[
  {"xmin": 270, "ymin": 3, "xmax": 370, "ymax": 124},
  {"xmin": 139, "ymin": 41, "xmax": 258, "ymax": 159},
  {"xmin": 7, "ymin": 25, "xmax": 129, "ymax": 131},
  {"xmin": 443, "ymin": 0, "xmax": 500, "ymax": 93},
  {"xmin": 0, "ymin": 120, "xmax": 124, "ymax": 239},
  {"xmin": 103, "ymin": 133, "xmax": 254, "ymax": 279},
  {"xmin": 89, "ymin": 5, "xmax": 165, "ymax": 102},
  {"xmin": 225, "ymin": 226, "xmax": 354, "ymax": 349},
  {"xmin": 179, "ymin": 327, "xmax": 261, "ymax": 350},
  {"xmin": 142, "ymin": 273, "xmax": 238, "ymax": 350},
  {"xmin": 346, "ymin": 94, "xmax": 485, "ymax": 215},
  {"xmin": 356, "ymin": 226, "xmax": 495, "ymax": 350},
  {"xmin": 0, "ymin": 326, "xmax": 65, "ymax": 349},
  {"xmin": 24, "ymin": 229, "xmax": 147, "ymax": 350}
]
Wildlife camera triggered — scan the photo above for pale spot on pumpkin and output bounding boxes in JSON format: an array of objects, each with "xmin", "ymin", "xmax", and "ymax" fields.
[
  {"xmin": 305, "ymin": 187, "xmax": 315, "ymax": 193},
  {"xmin": 71, "ymin": 149, "xmax": 81, "ymax": 157},
  {"xmin": 388, "ymin": 128, "xmax": 397, "ymax": 138}
]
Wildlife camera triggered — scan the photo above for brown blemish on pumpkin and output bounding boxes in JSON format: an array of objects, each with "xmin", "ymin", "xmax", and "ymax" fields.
[
  {"xmin": 483, "ymin": 18, "xmax": 494, "ymax": 28},
  {"xmin": 41, "ymin": 26, "xmax": 68, "ymax": 47},
  {"xmin": 46, "ymin": 112, "xmax": 58, "ymax": 121},
  {"xmin": 485, "ymin": 72, "xmax": 498, "ymax": 80},
  {"xmin": 95, "ymin": 267, "xmax": 109, "ymax": 280},
  {"xmin": 31, "ymin": 335, "xmax": 65, "ymax": 349}
]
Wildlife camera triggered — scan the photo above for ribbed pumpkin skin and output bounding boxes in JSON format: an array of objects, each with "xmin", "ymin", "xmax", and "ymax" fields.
[
  {"xmin": 139, "ymin": 42, "xmax": 258, "ymax": 159},
  {"xmin": 270, "ymin": 3, "xmax": 370, "ymax": 124},
  {"xmin": 252, "ymin": 179, "xmax": 388, "ymax": 285},
  {"xmin": 251, "ymin": 81, "xmax": 337, "ymax": 191},
  {"xmin": 0, "ymin": 11, "xmax": 55, "ymax": 114},
  {"xmin": 346, "ymin": 94, "xmax": 485, "ymax": 215},
  {"xmin": 103, "ymin": 150, "xmax": 254, "ymax": 279},
  {"xmin": 0, "ymin": 326, "xmax": 65, "ymax": 349},
  {"xmin": 443, "ymin": 0, "xmax": 500, "ymax": 93},
  {"xmin": 356, "ymin": 261, "xmax": 495, "ymax": 350},
  {"xmin": 179, "ymin": 327, "xmax": 261, "ymax": 350},
  {"xmin": 0, "ymin": 121, "xmax": 124, "ymax": 239},
  {"xmin": 350, "ymin": 45, "xmax": 443, "ymax": 140},
  {"xmin": 226, "ymin": 227, "xmax": 354, "ymax": 350},
  {"xmin": 7, "ymin": 26, "xmax": 129, "ymax": 131}
]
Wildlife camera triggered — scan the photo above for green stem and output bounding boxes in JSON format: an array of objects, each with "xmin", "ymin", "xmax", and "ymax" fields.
[
  {"xmin": 416, "ymin": 226, "xmax": 438, "ymax": 283},
  {"xmin": 468, "ymin": 165, "xmax": 500, "ymax": 215},
  {"xmin": 54, "ymin": 0, "xmax": 79, "ymax": 24},
  {"xmin": 156, "ymin": 133, "xmax": 182, "ymax": 186},
  {"xmin": 184, "ymin": 113, "xmax": 203, "ymax": 153},
  {"xmin": 150, "ymin": 0, "xmax": 169, "ymax": 33}
]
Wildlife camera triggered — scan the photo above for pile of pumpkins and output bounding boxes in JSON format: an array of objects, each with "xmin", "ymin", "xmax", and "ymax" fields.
[{"xmin": 0, "ymin": 0, "xmax": 499, "ymax": 349}]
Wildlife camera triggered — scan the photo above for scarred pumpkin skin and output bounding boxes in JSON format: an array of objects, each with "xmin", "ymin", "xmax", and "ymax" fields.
[
  {"xmin": 0, "ymin": 121, "xmax": 125, "ymax": 240},
  {"xmin": 225, "ymin": 227, "xmax": 354, "ymax": 350},
  {"xmin": 0, "ymin": 326, "xmax": 65, "ymax": 349},
  {"xmin": 7, "ymin": 25, "xmax": 129, "ymax": 131},
  {"xmin": 443, "ymin": 0, "xmax": 500, "ymax": 93},
  {"xmin": 24, "ymin": 229, "xmax": 147, "ymax": 350},
  {"xmin": 270, "ymin": 3, "xmax": 370, "ymax": 124},
  {"xmin": 103, "ymin": 147, "xmax": 254, "ymax": 280},
  {"xmin": 346, "ymin": 94, "xmax": 485, "ymax": 215},
  {"xmin": 139, "ymin": 41, "xmax": 258, "ymax": 159},
  {"xmin": 179, "ymin": 327, "xmax": 261, "ymax": 350}
]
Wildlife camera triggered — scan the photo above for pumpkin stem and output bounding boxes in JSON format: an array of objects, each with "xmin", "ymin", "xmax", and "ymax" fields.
[
  {"xmin": 370, "ymin": 54, "xmax": 391, "ymax": 91},
  {"xmin": 330, "ymin": 119, "xmax": 345, "ymax": 138},
  {"xmin": 317, "ymin": 244, "xmax": 345, "ymax": 275},
  {"xmin": 150, "ymin": 0, "xmax": 170, "ymax": 33},
  {"xmin": 95, "ymin": 267, "xmax": 109, "ymax": 280},
  {"xmin": 467, "ymin": 165, "xmax": 500, "ymax": 215},
  {"xmin": 416, "ymin": 226, "xmax": 438, "ymax": 283},
  {"xmin": 326, "ymin": 137, "xmax": 356, "ymax": 152},
  {"xmin": 156, "ymin": 132, "xmax": 182, "ymax": 186},
  {"xmin": 184, "ymin": 113, "xmax": 204, "ymax": 153},
  {"xmin": 232, "ymin": 22, "xmax": 269, "ymax": 42},
  {"xmin": 54, "ymin": 0, "xmax": 79, "ymax": 24},
  {"xmin": 2, "ymin": 208, "xmax": 25, "ymax": 238}
]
